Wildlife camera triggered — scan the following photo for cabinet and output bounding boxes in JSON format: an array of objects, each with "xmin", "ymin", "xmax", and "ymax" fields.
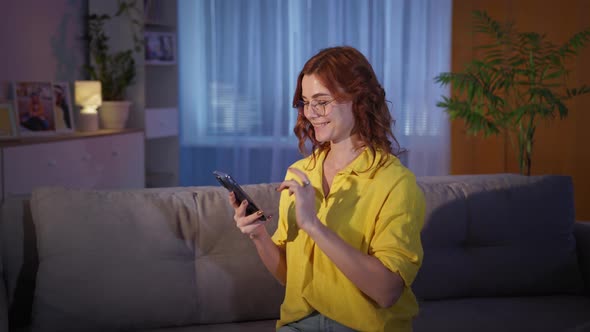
[
  {"xmin": 143, "ymin": 0, "xmax": 179, "ymax": 188},
  {"xmin": 0, "ymin": 130, "xmax": 145, "ymax": 202}
]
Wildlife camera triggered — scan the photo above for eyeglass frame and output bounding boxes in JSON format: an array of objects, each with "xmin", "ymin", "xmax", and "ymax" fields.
[{"xmin": 294, "ymin": 99, "xmax": 337, "ymax": 117}]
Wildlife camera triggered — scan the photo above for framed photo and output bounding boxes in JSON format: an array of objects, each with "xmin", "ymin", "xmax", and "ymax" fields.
[
  {"xmin": 53, "ymin": 82, "xmax": 75, "ymax": 132},
  {"xmin": 144, "ymin": 31, "xmax": 176, "ymax": 65},
  {"xmin": 0, "ymin": 103, "xmax": 17, "ymax": 139},
  {"xmin": 13, "ymin": 81, "xmax": 56, "ymax": 135}
]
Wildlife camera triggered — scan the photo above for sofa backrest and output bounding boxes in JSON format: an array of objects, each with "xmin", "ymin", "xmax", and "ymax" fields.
[{"xmin": 413, "ymin": 174, "xmax": 584, "ymax": 300}]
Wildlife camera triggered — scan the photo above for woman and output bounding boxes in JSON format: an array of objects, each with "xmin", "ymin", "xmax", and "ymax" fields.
[
  {"xmin": 22, "ymin": 92, "xmax": 49, "ymax": 131},
  {"xmin": 229, "ymin": 46, "xmax": 425, "ymax": 331}
]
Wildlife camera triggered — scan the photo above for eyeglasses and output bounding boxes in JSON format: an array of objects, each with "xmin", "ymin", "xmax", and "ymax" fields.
[{"xmin": 294, "ymin": 99, "xmax": 336, "ymax": 117}]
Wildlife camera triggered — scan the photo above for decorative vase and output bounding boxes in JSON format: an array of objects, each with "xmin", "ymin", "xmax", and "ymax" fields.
[{"xmin": 99, "ymin": 101, "xmax": 131, "ymax": 129}]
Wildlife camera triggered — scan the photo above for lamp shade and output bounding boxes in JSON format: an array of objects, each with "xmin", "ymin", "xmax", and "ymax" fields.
[
  {"xmin": 75, "ymin": 81, "xmax": 102, "ymax": 131},
  {"xmin": 75, "ymin": 81, "xmax": 102, "ymax": 113}
]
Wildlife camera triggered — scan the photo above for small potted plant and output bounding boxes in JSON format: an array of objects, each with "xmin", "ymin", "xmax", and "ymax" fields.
[
  {"xmin": 435, "ymin": 10, "xmax": 590, "ymax": 175},
  {"xmin": 85, "ymin": 0, "xmax": 142, "ymax": 129}
]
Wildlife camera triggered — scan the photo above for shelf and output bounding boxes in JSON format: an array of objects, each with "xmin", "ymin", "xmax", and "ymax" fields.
[
  {"xmin": 145, "ymin": 61, "xmax": 177, "ymax": 66},
  {"xmin": 144, "ymin": 21, "xmax": 176, "ymax": 29},
  {"xmin": 0, "ymin": 128, "xmax": 144, "ymax": 148}
]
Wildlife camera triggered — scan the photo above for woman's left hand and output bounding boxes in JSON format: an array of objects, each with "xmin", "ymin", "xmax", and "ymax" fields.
[{"xmin": 276, "ymin": 167, "xmax": 320, "ymax": 233}]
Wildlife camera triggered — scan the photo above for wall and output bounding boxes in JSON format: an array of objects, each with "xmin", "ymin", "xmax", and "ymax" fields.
[
  {"xmin": 451, "ymin": 0, "xmax": 590, "ymax": 220},
  {"xmin": 0, "ymin": 0, "xmax": 86, "ymax": 96},
  {"xmin": 0, "ymin": 0, "xmax": 145, "ymax": 129}
]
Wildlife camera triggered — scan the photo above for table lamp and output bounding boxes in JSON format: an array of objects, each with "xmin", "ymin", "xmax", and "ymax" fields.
[{"xmin": 75, "ymin": 81, "xmax": 102, "ymax": 131}]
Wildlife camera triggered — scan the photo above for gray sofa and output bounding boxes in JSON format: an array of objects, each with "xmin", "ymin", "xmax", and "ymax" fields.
[{"xmin": 1, "ymin": 174, "xmax": 589, "ymax": 332}]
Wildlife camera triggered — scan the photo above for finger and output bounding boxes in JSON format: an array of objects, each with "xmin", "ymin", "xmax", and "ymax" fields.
[
  {"xmin": 228, "ymin": 192, "xmax": 240, "ymax": 209},
  {"xmin": 288, "ymin": 167, "xmax": 310, "ymax": 186},
  {"xmin": 234, "ymin": 199, "xmax": 249, "ymax": 218},
  {"xmin": 276, "ymin": 180, "xmax": 300, "ymax": 196},
  {"xmin": 238, "ymin": 215, "xmax": 272, "ymax": 233},
  {"xmin": 276, "ymin": 179, "xmax": 300, "ymax": 192},
  {"xmin": 236, "ymin": 210, "xmax": 266, "ymax": 227}
]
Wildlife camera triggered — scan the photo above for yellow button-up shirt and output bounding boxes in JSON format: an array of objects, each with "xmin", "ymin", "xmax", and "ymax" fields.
[{"xmin": 271, "ymin": 148, "xmax": 425, "ymax": 331}]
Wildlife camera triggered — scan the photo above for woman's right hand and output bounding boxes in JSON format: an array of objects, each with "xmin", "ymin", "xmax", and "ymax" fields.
[{"xmin": 229, "ymin": 191, "xmax": 270, "ymax": 239}]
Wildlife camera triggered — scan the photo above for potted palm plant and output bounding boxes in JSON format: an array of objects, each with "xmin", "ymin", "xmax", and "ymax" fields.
[
  {"xmin": 85, "ymin": 0, "xmax": 142, "ymax": 129},
  {"xmin": 435, "ymin": 10, "xmax": 590, "ymax": 175}
]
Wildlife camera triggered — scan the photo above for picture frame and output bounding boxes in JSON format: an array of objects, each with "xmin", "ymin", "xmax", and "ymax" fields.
[
  {"xmin": 144, "ymin": 31, "xmax": 176, "ymax": 65},
  {"xmin": 13, "ymin": 81, "xmax": 56, "ymax": 135},
  {"xmin": 53, "ymin": 82, "xmax": 75, "ymax": 132},
  {"xmin": 0, "ymin": 103, "xmax": 18, "ymax": 139}
]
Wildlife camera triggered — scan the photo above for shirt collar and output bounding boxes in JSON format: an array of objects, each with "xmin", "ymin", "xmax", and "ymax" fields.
[{"xmin": 311, "ymin": 147, "xmax": 390, "ymax": 178}]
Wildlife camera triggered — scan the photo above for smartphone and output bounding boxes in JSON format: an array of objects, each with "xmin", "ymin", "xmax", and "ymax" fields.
[{"xmin": 213, "ymin": 171, "xmax": 267, "ymax": 221}]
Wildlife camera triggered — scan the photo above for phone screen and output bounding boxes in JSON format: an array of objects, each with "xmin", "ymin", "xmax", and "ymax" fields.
[{"xmin": 213, "ymin": 171, "xmax": 267, "ymax": 221}]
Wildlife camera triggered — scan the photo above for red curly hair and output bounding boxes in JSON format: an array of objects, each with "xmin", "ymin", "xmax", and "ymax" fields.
[{"xmin": 292, "ymin": 46, "xmax": 404, "ymax": 167}]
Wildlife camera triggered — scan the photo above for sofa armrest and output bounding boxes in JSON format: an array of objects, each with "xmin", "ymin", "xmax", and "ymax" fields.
[
  {"xmin": 1, "ymin": 265, "xmax": 8, "ymax": 332},
  {"xmin": 575, "ymin": 221, "xmax": 590, "ymax": 295}
]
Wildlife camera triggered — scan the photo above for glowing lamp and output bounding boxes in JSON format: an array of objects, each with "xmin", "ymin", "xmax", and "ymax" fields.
[{"xmin": 75, "ymin": 81, "xmax": 102, "ymax": 131}]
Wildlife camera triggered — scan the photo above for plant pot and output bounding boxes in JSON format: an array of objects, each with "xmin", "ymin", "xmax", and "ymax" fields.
[{"xmin": 99, "ymin": 101, "xmax": 131, "ymax": 129}]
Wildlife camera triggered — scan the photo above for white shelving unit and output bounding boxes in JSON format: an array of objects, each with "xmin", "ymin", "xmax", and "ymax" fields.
[
  {"xmin": 88, "ymin": 0, "xmax": 180, "ymax": 188},
  {"xmin": 143, "ymin": 0, "xmax": 179, "ymax": 188}
]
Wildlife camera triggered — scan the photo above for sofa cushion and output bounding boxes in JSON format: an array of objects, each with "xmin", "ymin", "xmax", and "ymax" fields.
[
  {"xmin": 188, "ymin": 184, "xmax": 284, "ymax": 324},
  {"xmin": 30, "ymin": 184, "xmax": 283, "ymax": 331},
  {"xmin": 140, "ymin": 319, "xmax": 276, "ymax": 332},
  {"xmin": 415, "ymin": 295, "xmax": 590, "ymax": 332},
  {"xmin": 30, "ymin": 188, "xmax": 200, "ymax": 331},
  {"xmin": 413, "ymin": 174, "xmax": 584, "ymax": 300}
]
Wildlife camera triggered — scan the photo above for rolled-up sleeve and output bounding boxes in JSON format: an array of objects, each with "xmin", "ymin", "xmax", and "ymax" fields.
[{"xmin": 370, "ymin": 175, "xmax": 425, "ymax": 286}]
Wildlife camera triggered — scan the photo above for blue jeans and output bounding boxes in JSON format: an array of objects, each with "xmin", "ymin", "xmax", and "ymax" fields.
[{"xmin": 278, "ymin": 311, "xmax": 358, "ymax": 332}]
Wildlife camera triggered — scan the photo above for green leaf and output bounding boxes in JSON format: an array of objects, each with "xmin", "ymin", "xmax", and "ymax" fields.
[
  {"xmin": 558, "ymin": 28, "xmax": 590, "ymax": 57},
  {"xmin": 555, "ymin": 100, "xmax": 568, "ymax": 118},
  {"xmin": 542, "ymin": 69, "xmax": 566, "ymax": 80},
  {"xmin": 566, "ymin": 85, "xmax": 590, "ymax": 98}
]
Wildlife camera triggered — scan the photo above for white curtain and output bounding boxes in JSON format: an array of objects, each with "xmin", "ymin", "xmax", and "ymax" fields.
[{"xmin": 178, "ymin": 0, "xmax": 452, "ymax": 186}]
